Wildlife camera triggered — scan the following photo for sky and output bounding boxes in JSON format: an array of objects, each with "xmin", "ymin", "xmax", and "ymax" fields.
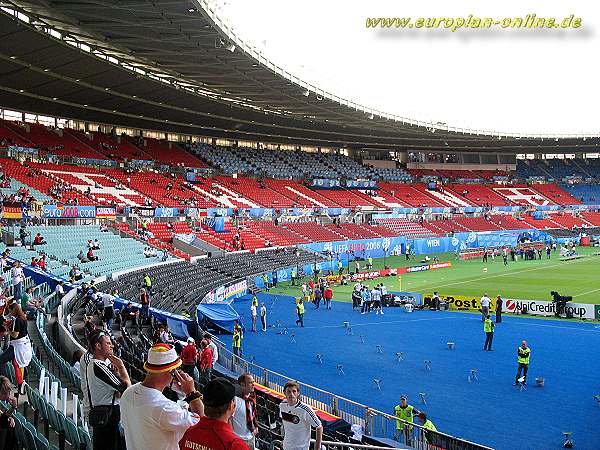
[{"xmin": 202, "ymin": 0, "xmax": 599, "ymax": 136}]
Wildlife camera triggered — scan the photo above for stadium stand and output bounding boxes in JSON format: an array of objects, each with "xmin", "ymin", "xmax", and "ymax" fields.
[
  {"xmin": 371, "ymin": 218, "xmax": 438, "ymax": 238},
  {"xmin": 98, "ymin": 249, "xmax": 324, "ymax": 315},
  {"xmin": 561, "ymin": 184, "xmax": 600, "ymax": 204}
]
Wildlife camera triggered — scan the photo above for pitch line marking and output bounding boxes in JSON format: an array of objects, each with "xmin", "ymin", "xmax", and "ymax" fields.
[{"xmin": 572, "ymin": 286, "xmax": 600, "ymax": 298}]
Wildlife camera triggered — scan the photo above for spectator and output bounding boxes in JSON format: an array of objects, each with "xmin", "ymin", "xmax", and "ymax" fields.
[
  {"xmin": 37, "ymin": 256, "xmax": 47, "ymax": 271},
  {"xmin": 180, "ymin": 337, "xmax": 198, "ymax": 380},
  {"xmin": 278, "ymin": 380, "xmax": 322, "ymax": 450},
  {"xmin": 20, "ymin": 287, "xmax": 41, "ymax": 320},
  {"xmin": 178, "ymin": 378, "xmax": 246, "ymax": 450},
  {"xmin": 0, "ymin": 304, "xmax": 32, "ymax": 393},
  {"xmin": 32, "ymin": 233, "xmax": 46, "ymax": 245},
  {"xmin": 54, "ymin": 281, "xmax": 65, "ymax": 300},
  {"xmin": 70, "ymin": 265, "xmax": 83, "ymax": 282},
  {"xmin": 231, "ymin": 374, "xmax": 259, "ymax": 449},
  {"xmin": 93, "ymin": 239, "xmax": 100, "ymax": 250},
  {"xmin": 80, "ymin": 329, "xmax": 131, "ymax": 450},
  {"xmin": 121, "ymin": 344, "xmax": 203, "ymax": 450},
  {"xmin": 78, "ymin": 250, "xmax": 88, "ymax": 263},
  {"xmin": 139, "ymin": 288, "xmax": 150, "ymax": 326},
  {"xmin": 0, "ymin": 253, "xmax": 10, "ymax": 274},
  {"xmin": 204, "ymin": 333, "xmax": 218, "ymax": 367},
  {"xmin": 0, "ymin": 375, "xmax": 17, "ymax": 450},
  {"xmin": 87, "ymin": 247, "xmax": 98, "ymax": 262},
  {"xmin": 120, "ymin": 301, "xmax": 139, "ymax": 331},
  {"xmin": 71, "ymin": 349, "xmax": 84, "ymax": 378},
  {"xmin": 18, "ymin": 227, "xmax": 28, "ymax": 247},
  {"xmin": 100, "ymin": 291, "xmax": 116, "ymax": 331},
  {"xmin": 199, "ymin": 339, "xmax": 213, "ymax": 387},
  {"xmin": 10, "ymin": 262, "xmax": 24, "ymax": 302}
]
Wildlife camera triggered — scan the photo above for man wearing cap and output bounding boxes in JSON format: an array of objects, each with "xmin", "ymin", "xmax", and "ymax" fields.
[
  {"xmin": 179, "ymin": 377, "xmax": 247, "ymax": 450},
  {"xmin": 394, "ymin": 395, "xmax": 420, "ymax": 444},
  {"xmin": 121, "ymin": 343, "xmax": 204, "ymax": 450},
  {"xmin": 231, "ymin": 374, "xmax": 259, "ymax": 450},
  {"xmin": 278, "ymin": 380, "xmax": 322, "ymax": 450},
  {"xmin": 80, "ymin": 329, "xmax": 131, "ymax": 450}
]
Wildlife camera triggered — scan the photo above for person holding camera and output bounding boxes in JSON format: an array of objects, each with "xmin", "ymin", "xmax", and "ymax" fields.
[
  {"xmin": 80, "ymin": 329, "xmax": 131, "ymax": 450},
  {"xmin": 121, "ymin": 343, "xmax": 203, "ymax": 450}
]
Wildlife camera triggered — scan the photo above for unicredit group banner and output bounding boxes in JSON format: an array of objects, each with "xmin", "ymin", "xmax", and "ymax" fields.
[{"xmin": 423, "ymin": 292, "xmax": 598, "ymax": 320}]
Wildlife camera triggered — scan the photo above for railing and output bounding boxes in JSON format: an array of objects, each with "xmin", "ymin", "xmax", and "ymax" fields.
[{"xmin": 209, "ymin": 336, "xmax": 493, "ymax": 450}]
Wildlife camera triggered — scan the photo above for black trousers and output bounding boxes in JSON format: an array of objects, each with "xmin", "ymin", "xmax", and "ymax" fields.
[
  {"xmin": 484, "ymin": 332, "xmax": 494, "ymax": 350},
  {"xmin": 496, "ymin": 310, "xmax": 502, "ymax": 323},
  {"xmin": 516, "ymin": 363, "xmax": 529, "ymax": 383}
]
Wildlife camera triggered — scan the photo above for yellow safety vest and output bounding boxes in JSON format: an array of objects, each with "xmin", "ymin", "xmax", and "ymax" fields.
[
  {"xmin": 394, "ymin": 404, "xmax": 415, "ymax": 429},
  {"xmin": 484, "ymin": 319, "xmax": 493, "ymax": 333},
  {"xmin": 517, "ymin": 347, "xmax": 531, "ymax": 364},
  {"xmin": 297, "ymin": 303, "xmax": 305, "ymax": 315}
]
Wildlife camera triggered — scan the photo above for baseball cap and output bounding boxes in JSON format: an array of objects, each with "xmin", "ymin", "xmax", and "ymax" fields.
[
  {"xmin": 400, "ymin": 395, "xmax": 407, "ymax": 400},
  {"xmin": 203, "ymin": 378, "xmax": 235, "ymax": 407},
  {"xmin": 187, "ymin": 337, "xmax": 195, "ymax": 344}
]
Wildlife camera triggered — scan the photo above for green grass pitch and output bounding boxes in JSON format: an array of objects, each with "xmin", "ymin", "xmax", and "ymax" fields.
[{"xmin": 269, "ymin": 246, "xmax": 600, "ymax": 305}]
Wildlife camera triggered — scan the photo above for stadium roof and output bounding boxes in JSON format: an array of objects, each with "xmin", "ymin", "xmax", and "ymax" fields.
[{"xmin": 0, "ymin": 0, "xmax": 597, "ymax": 153}]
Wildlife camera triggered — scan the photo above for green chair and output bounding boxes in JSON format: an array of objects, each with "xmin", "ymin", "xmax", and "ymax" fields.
[
  {"xmin": 64, "ymin": 416, "xmax": 82, "ymax": 449},
  {"xmin": 78, "ymin": 426, "xmax": 92, "ymax": 450}
]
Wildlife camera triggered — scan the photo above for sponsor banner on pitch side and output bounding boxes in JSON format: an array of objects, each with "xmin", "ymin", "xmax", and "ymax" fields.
[
  {"xmin": 425, "ymin": 293, "xmax": 597, "ymax": 319},
  {"xmin": 349, "ymin": 262, "xmax": 452, "ymax": 282},
  {"xmin": 503, "ymin": 298, "xmax": 596, "ymax": 319}
]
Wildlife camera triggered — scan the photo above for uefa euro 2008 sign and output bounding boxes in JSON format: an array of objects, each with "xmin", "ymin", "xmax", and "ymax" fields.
[{"xmin": 42, "ymin": 205, "xmax": 97, "ymax": 219}]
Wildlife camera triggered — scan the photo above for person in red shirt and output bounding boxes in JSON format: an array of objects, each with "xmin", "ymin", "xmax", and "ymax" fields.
[
  {"xmin": 32, "ymin": 233, "xmax": 46, "ymax": 245},
  {"xmin": 30, "ymin": 257, "xmax": 38, "ymax": 267},
  {"xmin": 87, "ymin": 248, "xmax": 98, "ymax": 261},
  {"xmin": 324, "ymin": 286, "xmax": 333, "ymax": 310},
  {"xmin": 179, "ymin": 378, "xmax": 247, "ymax": 450},
  {"xmin": 199, "ymin": 339, "xmax": 213, "ymax": 387},
  {"xmin": 37, "ymin": 257, "xmax": 46, "ymax": 271},
  {"xmin": 180, "ymin": 337, "xmax": 198, "ymax": 380}
]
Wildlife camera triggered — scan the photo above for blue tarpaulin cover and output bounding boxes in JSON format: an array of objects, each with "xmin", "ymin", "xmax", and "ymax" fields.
[{"xmin": 197, "ymin": 303, "xmax": 240, "ymax": 333}]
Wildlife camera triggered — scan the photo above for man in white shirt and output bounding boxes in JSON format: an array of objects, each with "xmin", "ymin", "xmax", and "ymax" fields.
[
  {"xmin": 120, "ymin": 343, "xmax": 203, "ymax": 450},
  {"xmin": 80, "ymin": 330, "xmax": 131, "ymax": 450},
  {"xmin": 54, "ymin": 281, "xmax": 65, "ymax": 299},
  {"xmin": 231, "ymin": 374, "xmax": 258, "ymax": 449},
  {"xmin": 480, "ymin": 293, "xmax": 491, "ymax": 322},
  {"xmin": 204, "ymin": 333, "xmax": 218, "ymax": 367},
  {"xmin": 250, "ymin": 302, "xmax": 257, "ymax": 332},
  {"xmin": 279, "ymin": 381, "xmax": 322, "ymax": 450},
  {"xmin": 10, "ymin": 261, "xmax": 24, "ymax": 301}
]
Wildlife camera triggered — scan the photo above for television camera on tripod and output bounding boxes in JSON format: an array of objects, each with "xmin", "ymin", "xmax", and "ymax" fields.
[{"xmin": 550, "ymin": 291, "xmax": 573, "ymax": 318}]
